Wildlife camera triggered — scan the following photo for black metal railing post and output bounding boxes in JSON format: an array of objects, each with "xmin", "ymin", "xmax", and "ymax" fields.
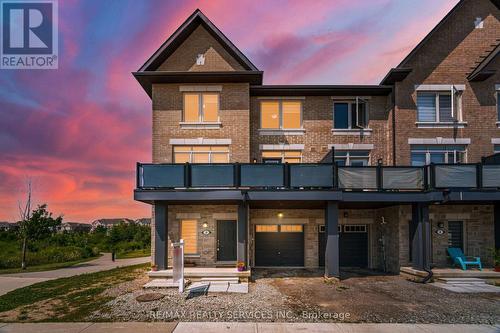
[
  {"xmin": 184, "ymin": 163, "xmax": 191, "ymax": 188},
  {"xmin": 376, "ymin": 160, "xmax": 383, "ymax": 191},
  {"xmin": 333, "ymin": 162, "xmax": 339, "ymax": 189},
  {"xmin": 423, "ymin": 165, "xmax": 429, "ymax": 191},
  {"xmin": 429, "ymin": 163, "xmax": 436, "ymax": 190},
  {"xmin": 284, "ymin": 163, "xmax": 290, "ymax": 188},
  {"xmin": 477, "ymin": 163, "xmax": 483, "ymax": 189},
  {"xmin": 136, "ymin": 162, "xmax": 141, "ymax": 188},
  {"xmin": 234, "ymin": 162, "xmax": 241, "ymax": 188}
]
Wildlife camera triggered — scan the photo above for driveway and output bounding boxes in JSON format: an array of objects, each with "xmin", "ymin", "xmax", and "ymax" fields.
[{"xmin": 0, "ymin": 253, "xmax": 149, "ymax": 296}]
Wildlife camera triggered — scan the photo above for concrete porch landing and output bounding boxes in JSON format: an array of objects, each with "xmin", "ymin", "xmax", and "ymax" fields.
[
  {"xmin": 400, "ymin": 267, "xmax": 500, "ymax": 281},
  {"xmin": 148, "ymin": 267, "xmax": 251, "ymax": 282}
]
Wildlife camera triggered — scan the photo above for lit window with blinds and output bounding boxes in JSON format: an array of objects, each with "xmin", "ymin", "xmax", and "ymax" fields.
[
  {"xmin": 173, "ymin": 146, "xmax": 229, "ymax": 163},
  {"xmin": 262, "ymin": 150, "xmax": 302, "ymax": 163},
  {"xmin": 181, "ymin": 220, "xmax": 198, "ymax": 254},
  {"xmin": 260, "ymin": 100, "xmax": 302, "ymax": 129},
  {"xmin": 416, "ymin": 91, "xmax": 461, "ymax": 123}
]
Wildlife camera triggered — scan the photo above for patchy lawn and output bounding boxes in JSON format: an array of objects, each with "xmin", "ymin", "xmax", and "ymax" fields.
[{"xmin": 0, "ymin": 263, "xmax": 148, "ymax": 322}]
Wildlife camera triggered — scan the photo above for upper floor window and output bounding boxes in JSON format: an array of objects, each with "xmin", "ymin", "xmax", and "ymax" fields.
[
  {"xmin": 410, "ymin": 145, "xmax": 466, "ymax": 166},
  {"xmin": 497, "ymin": 91, "xmax": 500, "ymax": 122},
  {"xmin": 173, "ymin": 145, "xmax": 229, "ymax": 163},
  {"xmin": 494, "ymin": 145, "xmax": 500, "ymax": 154},
  {"xmin": 262, "ymin": 150, "xmax": 301, "ymax": 163},
  {"xmin": 183, "ymin": 93, "xmax": 219, "ymax": 123},
  {"xmin": 334, "ymin": 150, "xmax": 370, "ymax": 166},
  {"xmin": 260, "ymin": 100, "xmax": 302, "ymax": 129},
  {"xmin": 333, "ymin": 99, "xmax": 368, "ymax": 129},
  {"xmin": 416, "ymin": 91, "xmax": 461, "ymax": 123}
]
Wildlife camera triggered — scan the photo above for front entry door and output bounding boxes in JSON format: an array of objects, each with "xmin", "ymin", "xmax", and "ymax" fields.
[{"xmin": 217, "ymin": 220, "xmax": 237, "ymax": 261}]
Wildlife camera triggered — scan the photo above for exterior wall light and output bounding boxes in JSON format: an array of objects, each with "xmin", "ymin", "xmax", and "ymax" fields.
[
  {"xmin": 202, "ymin": 222, "xmax": 208, "ymax": 228},
  {"xmin": 277, "ymin": 213, "xmax": 284, "ymax": 218}
]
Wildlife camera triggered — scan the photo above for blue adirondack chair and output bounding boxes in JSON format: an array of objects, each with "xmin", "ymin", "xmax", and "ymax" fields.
[{"xmin": 447, "ymin": 247, "xmax": 482, "ymax": 271}]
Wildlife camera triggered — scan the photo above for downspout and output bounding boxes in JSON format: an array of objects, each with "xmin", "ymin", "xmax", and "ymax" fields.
[{"xmin": 391, "ymin": 85, "xmax": 397, "ymax": 166}]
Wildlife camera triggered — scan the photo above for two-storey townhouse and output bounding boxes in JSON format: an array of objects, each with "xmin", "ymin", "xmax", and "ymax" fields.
[{"xmin": 134, "ymin": 0, "xmax": 500, "ymax": 282}]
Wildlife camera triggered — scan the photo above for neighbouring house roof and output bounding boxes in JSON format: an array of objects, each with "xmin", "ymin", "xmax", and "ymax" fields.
[
  {"xmin": 135, "ymin": 218, "xmax": 151, "ymax": 225},
  {"xmin": 138, "ymin": 9, "xmax": 258, "ymax": 72},
  {"xmin": 467, "ymin": 42, "xmax": 499, "ymax": 81},
  {"xmin": 91, "ymin": 218, "xmax": 134, "ymax": 226}
]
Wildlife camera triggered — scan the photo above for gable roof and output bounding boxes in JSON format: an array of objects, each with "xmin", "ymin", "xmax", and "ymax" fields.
[
  {"xmin": 381, "ymin": 0, "xmax": 500, "ymax": 85},
  {"xmin": 467, "ymin": 42, "xmax": 499, "ymax": 81},
  {"xmin": 138, "ymin": 9, "xmax": 258, "ymax": 72}
]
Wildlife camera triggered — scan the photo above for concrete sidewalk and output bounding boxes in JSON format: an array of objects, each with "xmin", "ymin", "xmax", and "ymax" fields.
[
  {"xmin": 0, "ymin": 254, "xmax": 150, "ymax": 296},
  {"xmin": 0, "ymin": 322, "xmax": 499, "ymax": 333}
]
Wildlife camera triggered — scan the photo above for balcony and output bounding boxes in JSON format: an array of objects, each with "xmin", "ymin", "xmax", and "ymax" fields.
[{"xmin": 136, "ymin": 162, "xmax": 500, "ymax": 192}]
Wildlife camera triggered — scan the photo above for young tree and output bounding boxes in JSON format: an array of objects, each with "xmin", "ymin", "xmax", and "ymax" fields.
[
  {"xmin": 18, "ymin": 194, "xmax": 62, "ymax": 269},
  {"xmin": 18, "ymin": 179, "xmax": 32, "ymax": 270}
]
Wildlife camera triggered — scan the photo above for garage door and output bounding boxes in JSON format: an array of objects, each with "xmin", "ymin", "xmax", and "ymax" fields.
[
  {"xmin": 319, "ymin": 225, "xmax": 368, "ymax": 268},
  {"xmin": 255, "ymin": 224, "xmax": 304, "ymax": 267}
]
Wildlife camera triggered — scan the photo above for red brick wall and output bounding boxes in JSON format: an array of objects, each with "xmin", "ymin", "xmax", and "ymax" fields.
[
  {"xmin": 152, "ymin": 83, "xmax": 250, "ymax": 163},
  {"xmin": 394, "ymin": 0, "xmax": 500, "ymax": 164}
]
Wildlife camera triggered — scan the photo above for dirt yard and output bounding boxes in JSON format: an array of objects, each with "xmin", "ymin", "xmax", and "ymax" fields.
[
  {"xmin": 88, "ymin": 268, "xmax": 500, "ymax": 324},
  {"xmin": 263, "ymin": 269, "xmax": 500, "ymax": 323}
]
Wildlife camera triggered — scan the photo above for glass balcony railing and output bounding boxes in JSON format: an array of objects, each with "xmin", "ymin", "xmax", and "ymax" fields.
[{"xmin": 136, "ymin": 162, "xmax": 498, "ymax": 191}]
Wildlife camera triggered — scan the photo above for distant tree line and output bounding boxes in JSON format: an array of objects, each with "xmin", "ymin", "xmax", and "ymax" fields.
[{"xmin": 0, "ymin": 204, "xmax": 150, "ymax": 270}]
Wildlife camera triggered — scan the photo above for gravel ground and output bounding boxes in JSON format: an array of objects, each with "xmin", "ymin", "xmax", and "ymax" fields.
[{"xmin": 88, "ymin": 269, "xmax": 500, "ymax": 323}]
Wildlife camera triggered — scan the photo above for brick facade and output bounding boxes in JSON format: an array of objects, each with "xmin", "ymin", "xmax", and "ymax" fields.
[
  {"xmin": 394, "ymin": 0, "xmax": 500, "ymax": 164},
  {"xmin": 146, "ymin": 2, "xmax": 499, "ymax": 271},
  {"xmin": 249, "ymin": 95, "xmax": 393, "ymax": 164},
  {"xmin": 152, "ymin": 83, "xmax": 250, "ymax": 163}
]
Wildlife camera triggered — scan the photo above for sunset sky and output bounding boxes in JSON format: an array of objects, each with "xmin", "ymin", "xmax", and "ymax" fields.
[{"xmin": 0, "ymin": 0, "xmax": 458, "ymax": 223}]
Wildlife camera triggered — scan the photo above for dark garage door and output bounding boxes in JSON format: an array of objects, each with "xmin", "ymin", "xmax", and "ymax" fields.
[
  {"xmin": 255, "ymin": 225, "xmax": 304, "ymax": 267},
  {"xmin": 319, "ymin": 225, "xmax": 368, "ymax": 268}
]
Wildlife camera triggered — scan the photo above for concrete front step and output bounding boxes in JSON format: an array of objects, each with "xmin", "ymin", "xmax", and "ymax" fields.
[
  {"xmin": 148, "ymin": 268, "xmax": 250, "ymax": 282},
  {"xmin": 437, "ymin": 278, "xmax": 487, "ymax": 285},
  {"xmin": 200, "ymin": 277, "xmax": 239, "ymax": 284}
]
